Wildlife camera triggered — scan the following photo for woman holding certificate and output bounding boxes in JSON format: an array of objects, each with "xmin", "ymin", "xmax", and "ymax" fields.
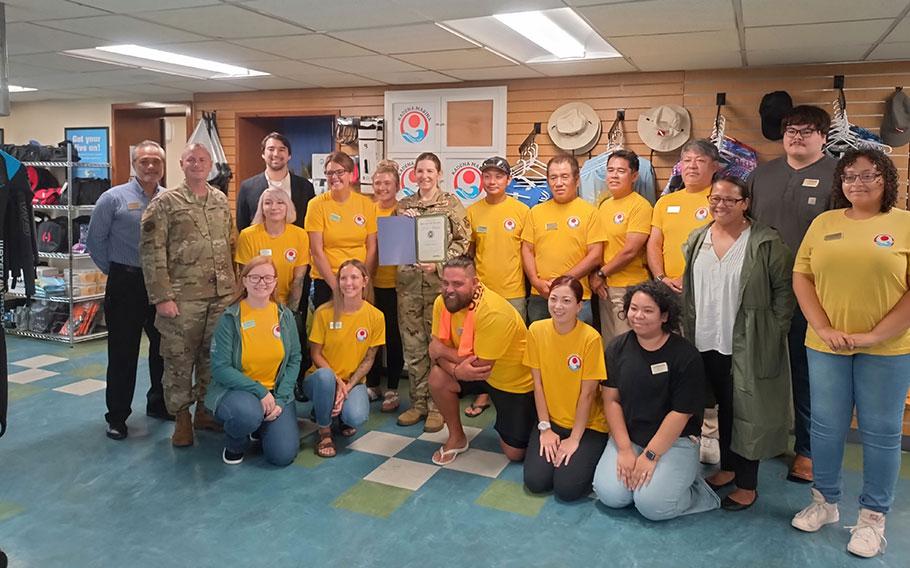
[{"xmin": 396, "ymin": 152, "xmax": 471, "ymax": 432}]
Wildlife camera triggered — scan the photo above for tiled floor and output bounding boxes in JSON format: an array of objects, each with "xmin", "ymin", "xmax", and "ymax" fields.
[{"xmin": 1, "ymin": 335, "xmax": 909, "ymax": 567}]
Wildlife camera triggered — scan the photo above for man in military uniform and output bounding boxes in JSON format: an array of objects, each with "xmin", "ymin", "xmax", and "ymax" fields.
[{"xmin": 140, "ymin": 143, "xmax": 236, "ymax": 447}]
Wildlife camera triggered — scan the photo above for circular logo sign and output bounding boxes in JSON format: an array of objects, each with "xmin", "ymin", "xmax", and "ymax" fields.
[
  {"xmin": 453, "ymin": 165, "xmax": 483, "ymax": 203},
  {"xmin": 567, "ymin": 216, "xmax": 581, "ymax": 229},
  {"xmin": 354, "ymin": 214, "xmax": 366, "ymax": 226},
  {"xmin": 613, "ymin": 212, "xmax": 625, "ymax": 224},
  {"xmin": 355, "ymin": 327, "xmax": 369, "ymax": 342},
  {"xmin": 695, "ymin": 207, "xmax": 709, "ymax": 221},
  {"xmin": 284, "ymin": 248, "xmax": 297, "ymax": 263},
  {"xmin": 400, "ymin": 111, "xmax": 429, "ymax": 144},
  {"xmin": 398, "ymin": 165, "xmax": 418, "ymax": 198},
  {"xmin": 272, "ymin": 324, "xmax": 281, "ymax": 338},
  {"xmin": 503, "ymin": 218, "xmax": 516, "ymax": 232},
  {"xmin": 874, "ymin": 234, "xmax": 894, "ymax": 247},
  {"xmin": 567, "ymin": 354, "xmax": 582, "ymax": 372}
]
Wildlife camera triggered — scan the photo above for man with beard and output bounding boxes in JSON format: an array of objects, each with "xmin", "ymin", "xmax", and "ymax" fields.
[{"xmin": 427, "ymin": 256, "xmax": 535, "ymax": 466}]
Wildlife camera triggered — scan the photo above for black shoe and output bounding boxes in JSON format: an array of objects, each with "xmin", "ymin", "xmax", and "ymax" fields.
[
  {"xmin": 146, "ymin": 407, "xmax": 176, "ymax": 421},
  {"xmin": 106, "ymin": 422, "xmax": 128, "ymax": 440},
  {"xmin": 222, "ymin": 448, "xmax": 244, "ymax": 465},
  {"xmin": 721, "ymin": 493, "xmax": 757, "ymax": 511},
  {"xmin": 706, "ymin": 478, "xmax": 734, "ymax": 492}
]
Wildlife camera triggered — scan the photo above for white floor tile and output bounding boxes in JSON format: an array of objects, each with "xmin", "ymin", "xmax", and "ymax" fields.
[
  {"xmin": 418, "ymin": 425, "xmax": 482, "ymax": 444},
  {"xmin": 9, "ymin": 368, "xmax": 59, "ymax": 384},
  {"xmin": 364, "ymin": 457, "xmax": 440, "ymax": 491},
  {"xmin": 349, "ymin": 431, "xmax": 415, "ymax": 457},
  {"xmin": 12, "ymin": 354, "xmax": 68, "ymax": 368},
  {"xmin": 53, "ymin": 379, "xmax": 106, "ymax": 396},
  {"xmin": 443, "ymin": 448, "xmax": 510, "ymax": 478}
]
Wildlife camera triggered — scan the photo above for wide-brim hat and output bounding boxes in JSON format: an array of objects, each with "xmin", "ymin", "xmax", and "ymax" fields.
[
  {"xmin": 759, "ymin": 91, "xmax": 793, "ymax": 141},
  {"xmin": 637, "ymin": 104, "xmax": 691, "ymax": 152},
  {"xmin": 548, "ymin": 102, "xmax": 602, "ymax": 155},
  {"xmin": 881, "ymin": 89, "xmax": 910, "ymax": 147}
]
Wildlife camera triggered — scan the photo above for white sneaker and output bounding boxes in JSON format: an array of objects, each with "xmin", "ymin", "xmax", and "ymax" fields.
[
  {"xmin": 699, "ymin": 437, "xmax": 720, "ymax": 465},
  {"xmin": 846, "ymin": 508, "xmax": 887, "ymax": 558},
  {"xmin": 792, "ymin": 488, "xmax": 839, "ymax": 532}
]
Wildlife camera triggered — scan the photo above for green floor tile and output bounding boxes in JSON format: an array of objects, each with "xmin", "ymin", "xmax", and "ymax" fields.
[
  {"xmin": 0, "ymin": 502, "xmax": 24, "ymax": 522},
  {"xmin": 293, "ymin": 447, "xmax": 326, "ymax": 469},
  {"xmin": 332, "ymin": 480, "xmax": 412, "ymax": 518},
  {"xmin": 71, "ymin": 362, "xmax": 107, "ymax": 379},
  {"xmin": 362, "ymin": 410, "xmax": 392, "ymax": 432},
  {"xmin": 9, "ymin": 383, "xmax": 43, "ymax": 402},
  {"xmin": 460, "ymin": 398, "xmax": 496, "ymax": 429},
  {"xmin": 843, "ymin": 444, "xmax": 862, "ymax": 472},
  {"xmin": 475, "ymin": 479, "xmax": 547, "ymax": 518}
]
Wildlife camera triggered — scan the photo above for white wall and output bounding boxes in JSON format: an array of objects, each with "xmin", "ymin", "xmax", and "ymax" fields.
[
  {"xmin": 0, "ymin": 99, "xmax": 115, "ymax": 145},
  {"xmin": 163, "ymin": 115, "xmax": 188, "ymax": 188}
]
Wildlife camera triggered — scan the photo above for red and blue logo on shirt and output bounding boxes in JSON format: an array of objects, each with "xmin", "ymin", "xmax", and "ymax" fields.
[
  {"xmin": 503, "ymin": 218, "xmax": 516, "ymax": 231},
  {"xmin": 567, "ymin": 216, "xmax": 581, "ymax": 229},
  {"xmin": 695, "ymin": 207, "xmax": 709, "ymax": 220},
  {"xmin": 613, "ymin": 212, "xmax": 625, "ymax": 224},
  {"xmin": 567, "ymin": 354, "xmax": 582, "ymax": 371},
  {"xmin": 284, "ymin": 248, "xmax": 297, "ymax": 263},
  {"xmin": 354, "ymin": 214, "xmax": 366, "ymax": 226},
  {"xmin": 272, "ymin": 324, "xmax": 281, "ymax": 338},
  {"xmin": 356, "ymin": 327, "xmax": 369, "ymax": 342},
  {"xmin": 873, "ymin": 234, "xmax": 894, "ymax": 247}
]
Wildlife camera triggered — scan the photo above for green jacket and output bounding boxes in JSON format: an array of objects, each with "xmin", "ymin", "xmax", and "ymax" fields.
[
  {"xmin": 206, "ymin": 302, "xmax": 301, "ymax": 412},
  {"xmin": 681, "ymin": 221, "xmax": 796, "ymax": 461}
]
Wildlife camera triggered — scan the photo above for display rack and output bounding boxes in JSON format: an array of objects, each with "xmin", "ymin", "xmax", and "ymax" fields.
[{"xmin": 5, "ymin": 143, "xmax": 110, "ymax": 345}]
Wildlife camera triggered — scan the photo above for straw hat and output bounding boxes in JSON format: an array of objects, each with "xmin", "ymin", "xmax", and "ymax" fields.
[
  {"xmin": 547, "ymin": 102, "xmax": 602, "ymax": 155},
  {"xmin": 637, "ymin": 104, "xmax": 691, "ymax": 152}
]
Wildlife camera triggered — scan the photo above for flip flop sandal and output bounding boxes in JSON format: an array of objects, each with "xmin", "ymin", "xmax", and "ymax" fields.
[
  {"xmin": 431, "ymin": 443, "xmax": 469, "ymax": 466},
  {"xmin": 464, "ymin": 403, "xmax": 491, "ymax": 418}
]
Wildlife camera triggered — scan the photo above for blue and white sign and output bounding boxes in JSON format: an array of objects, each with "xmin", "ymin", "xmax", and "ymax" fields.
[{"xmin": 65, "ymin": 127, "xmax": 110, "ymax": 179}]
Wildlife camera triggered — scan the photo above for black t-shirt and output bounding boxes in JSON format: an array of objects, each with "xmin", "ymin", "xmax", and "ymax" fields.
[{"xmin": 603, "ymin": 331, "xmax": 705, "ymax": 448}]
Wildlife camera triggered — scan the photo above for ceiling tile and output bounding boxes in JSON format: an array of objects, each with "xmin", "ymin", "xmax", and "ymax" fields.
[
  {"xmin": 303, "ymin": 75, "xmax": 386, "ymax": 88},
  {"xmin": 863, "ymin": 41, "xmax": 910, "ymax": 61},
  {"xmin": 251, "ymin": 59, "xmax": 338, "ymax": 76},
  {"xmin": 76, "ymin": 0, "xmax": 218, "ymax": 12},
  {"xmin": 39, "ymin": 15, "xmax": 204, "ymax": 44},
  {"xmin": 217, "ymin": 76, "xmax": 321, "ymax": 90},
  {"xmin": 10, "ymin": 90, "xmax": 86, "ymax": 102},
  {"xmin": 7, "ymin": 62, "xmax": 62, "ymax": 80},
  {"xmin": 580, "ymin": 0, "xmax": 735, "ymax": 37},
  {"xmin": 303, "ymin": 55, "xmax": 422, "ymax": 74},
  {"xmin": 742, "ymin": 0, "xmax": 907, "ymax": 27},
  {"xmin": 234, "ymin": 35, "xmax": 373, "ymax": 58},
  {"xmin": 10, "ymin": 53, "xmax": 124, "ymax": 73},
  {"xmin": 140, "ymin": 4, "xmax": 307, "ymax": 39},
  {"xmin": 392, "ymin": 0, "xmax": 564, "ymax": 20},
  {"xmin": 6, "ymin": 22, "xmax": 103, "ymax": 55},
  {"xmin": 884, "ymin": 15, "xmax": 910, "ymax": 42},
  {"xmin": 631, "ymin": 50, "xmax": 741, "ymax": 72},
  {"xmin": 165, "ymin": 79, "xmax": 258, "ymax": 93},
  {"xmin": 745, "ymin": 20, "xmax": 893, "ymax": 50},
  {"xmin": 562, "ymin": 0, "xmax": 631, "ymax": 5},
  {"xmin": 151, "ymin": 41, "xmax": 286, "ymax": 64},
  {"xmin": 103, "ymin": 83, "xmax": 195, "ymax": 96},
  {"xmin": 611, "ymin": 29, "xmax": 740, "ymax": 56},
  {"xmin": 529, "ymin": 57, "xmax": 637, "ymax": 76},
  {"xmin": 748, "ymin": 45, "xmax": 870, "ymax": 66},
  {"xmin": 21, "ymin": 69, "xmax": 178, "ymax": 90},
  {"xmin": 440, "ymin": 65, "xmax": 547, "ymax": 81},
  {"xmin": 395, "ymin": 49, "xmax": 513, "ymax": 69},
  {"xmin": 242, "ymin": 0, "xmax": 426, "ymax": 31},
  {"xmin": 331, "ymin": 24, "xmax": 477, "ymax": 54},
  {"xmin": 359, "ymin": 70, "xmax": 460, "ymax": 85},
  {"xmin": 55, "ymin": 87, "xmax": 139, "ymax": 99},
  {"xmin": 2, "ymin": 0, "xmax": 106, "ymax": 22}
]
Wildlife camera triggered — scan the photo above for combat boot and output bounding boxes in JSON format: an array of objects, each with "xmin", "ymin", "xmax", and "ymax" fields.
[
  {"xmin": 194, "ymin": 404, "xmax": 223, "ymax": 432},
  {"xmin": 172, "ymin": 410, "xmax": 194, "ymax": 447}
]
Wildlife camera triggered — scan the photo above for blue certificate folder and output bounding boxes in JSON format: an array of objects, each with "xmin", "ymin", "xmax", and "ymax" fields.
[{"xmin": 378, "ymin": 216, "xmax": 416, "ymax": 265}]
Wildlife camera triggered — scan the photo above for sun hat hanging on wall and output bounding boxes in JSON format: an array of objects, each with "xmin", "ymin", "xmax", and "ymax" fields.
[{"xmin": 547, "ymin": 102, "xmax": 602, "ymax": 155}]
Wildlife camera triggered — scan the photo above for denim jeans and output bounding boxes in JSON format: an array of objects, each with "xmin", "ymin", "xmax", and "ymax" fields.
[
  {"xmin": 807, "ymin": 348, "xmax": 910, "ymax": 514},
  {"xmin": 214, "ymin": 390, "xmax": 299, "ymax": 467},
  {"xmin": 303, "ymin": 367, "xmax": 370, "ymax": 429},
  {"xmin": 593, "ymin": 437, "xmax": 720, "ymax": 521},
  {"xmin": 527, "ymin": 296, "xmax": 593, "ymax": 325}
]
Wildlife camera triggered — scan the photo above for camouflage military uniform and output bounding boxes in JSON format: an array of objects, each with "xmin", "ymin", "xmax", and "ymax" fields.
[
  {"xmin": 140, "ymin": 181, "xmax": 236, "ymax": 414},
  {"xmin": 396, "ymin": 191, "xmax": 471, "ymax": 413}
]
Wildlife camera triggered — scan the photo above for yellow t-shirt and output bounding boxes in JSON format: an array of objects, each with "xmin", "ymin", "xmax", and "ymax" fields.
[
  {"xmin": 794, "ymin": 208, "xmax": 910, "ymax": 356},
  {"xmin": 239, "ymin": 300, "xmax": 284, "ymax": 391},
  {"xmin": 520, "ymin": 197, "xmax": 606, "ymax": 299},
  {"xmin": 431, "ymin": 288, "xmax": 533, "ymax": 393},
  {"xmin": 598, "ymin": 191, "xmax": 653, "ymax": 287},
  {"xmin": 235, "ymin": 224, "xmax": 310, "ymax": 305},
  {"xmin": 467, "ymin": 196, "xmax": 530, "ymax": 300},
  {"xmin": 374, "ymin": 205, "xmax": 398, "ymax": 289},
  {"xmin": 523, "ymin": 319, "xmax": 608, "ymax": 432},
  {"xmin": 651, "ymin": 187, "xmax": 712, "ymax": 279},
  {"xmin": 309, "ymin": 302, "xmax": 386, "ymax": 382},
  {"xmin": 304, "ymin": 191, "xmax": 378, "ymax": 280}
]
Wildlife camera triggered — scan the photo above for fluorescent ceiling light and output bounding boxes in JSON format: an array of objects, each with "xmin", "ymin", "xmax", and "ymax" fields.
[
  {"xmin": 8, "ymin": 85, "xmax": 37, "ymax": 92},
  {"xmin": 62, "ymin": 44, "xmax": 268, "ymax": 79},
  {"xmin": 494, "ymin": 11, "xmax": 585, "ymax": 59}
]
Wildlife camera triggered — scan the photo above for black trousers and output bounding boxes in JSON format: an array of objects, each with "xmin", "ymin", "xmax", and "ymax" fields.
[
  {"xmin": 312, "ymin": 278, "xmax": 332, "ymax": 310},
  {"xmin": 524, "ymin": 423, "xmax": 609, "ymax": 501},
  {"xmin": 367, "ymin": 287, "xmax": 403, "ymax": 390},
  {"xmin": 701, "ymin": 350, "xmax": 759, "ymax": 490},
  {"xmin": 104, "ymin": 263, "xmax": 164, "ymax": 424}
]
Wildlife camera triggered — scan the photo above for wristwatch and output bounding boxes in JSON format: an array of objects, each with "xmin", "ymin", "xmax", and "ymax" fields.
[
  {"xmin": 654, "ymin": 274, "xmax": 666, "ymax": 282},
  {"xmin": 644, "ymin": 449, "xmax": 658, "ymax": 461},
  {"xmin": 537, "ymin": 420, "xmax": 551, "ymax": 432},
  {"xmin": 595, "ymin": 268, "xmax": 606, "ymax": 279}
]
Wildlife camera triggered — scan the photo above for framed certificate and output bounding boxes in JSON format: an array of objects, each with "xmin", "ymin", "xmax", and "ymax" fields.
[{"xmin": 415, "ymin": 214, "xmax": 448, "ymax": 263}]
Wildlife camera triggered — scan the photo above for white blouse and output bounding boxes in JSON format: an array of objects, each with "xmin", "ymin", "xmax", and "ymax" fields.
[{"xmin": 693, "ymin": 225, "xmax": 751, "ymax": 355}]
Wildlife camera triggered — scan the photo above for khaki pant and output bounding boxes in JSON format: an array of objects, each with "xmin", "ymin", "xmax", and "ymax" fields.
[
  {"xmin": 598, "ymin": 286, "xmax": 632, "ymax": 348},
  {"xmin": 155, "ymin": 296, "xmax": 231, "ymax": 414},
  {"xmin": 506, "ymin": 296, "xmax": 528, "ymax": 324},
  {"xmin": 397, "ymin": 274, "xmax": 440, "ymax": 414}
]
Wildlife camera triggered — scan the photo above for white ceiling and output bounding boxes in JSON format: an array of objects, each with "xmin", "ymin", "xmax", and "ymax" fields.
[{"xmin": 4, "ymin": 0, "xmax": 910, "ymax": 102}]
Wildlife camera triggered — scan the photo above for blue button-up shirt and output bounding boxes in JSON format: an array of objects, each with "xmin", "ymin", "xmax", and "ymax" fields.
[{"xmin": 87, "ymin": 178, "xmax": 163, "ymax": 274}]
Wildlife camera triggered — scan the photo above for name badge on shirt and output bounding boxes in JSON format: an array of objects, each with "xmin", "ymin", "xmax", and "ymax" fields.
[
  {"xmin": 666, "ymin": 205, "xmax": 681, "ymax": 214},
  {"xmin": 807, "ymin": 197, "xmax": 817, "ymax": 205},
  {"xmin": 259, "ymin": 248, "xmax": 273, "ymax": 256},
  {"xmin": 329, "ymin": 321, "xmax": 343, "ymax": 330},
  {"xmin": 650, "ymin": 362, "xmax": 669, "ymax": 374},
  {"xmin": 546, "ymin": 222, "xmax": 558, "ymax": 231},
  {"xmin": 329, "ymin": 213, "xmax": 342, "ymax": 223},
  {"xmin": 477, "ymin": 226, "xmax": 488, "ymax": 234},
  {"xmin": 241, "ymin": 320, "xmax": 256, "ymax": 330},
  {"xmin": 127, "ymin": 202, "xmax": 142, "ymax": 210},
  {"xmin": 802, "ymin": 178, "xmax": 820, "ymax": 188},
  {"xmin": 824, "ymin": 232, "xmax": 843, "ymax": 241}
]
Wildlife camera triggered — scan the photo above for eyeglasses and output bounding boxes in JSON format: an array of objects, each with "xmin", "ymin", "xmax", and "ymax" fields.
[
  {"xmin": 325, "ymin": 169, "xmax": 348, "ymax": 178},
  {"xmin": 245, "ymin": 275, "xmax": 277, "ymax": 285},
  {"xmin": 784, "ymin": 127, "xmax": 818, "ymax": 138},
  {"xmin": 841, "ymin": 172, "xmax": 881, "ymax": 185},
  {"xmin": 708, "ymin": 196, "xmax": 745, "ymax": 206}
]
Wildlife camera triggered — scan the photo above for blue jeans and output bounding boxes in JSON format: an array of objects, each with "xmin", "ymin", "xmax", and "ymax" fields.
[
  {"xmin": 303, "ymin": 368, "xmax": 370, "ymax": 429},
  {"xmin": 214, "ymin": 390, "xmax": 299, "ymax": 467},
  {"xmin": 527, "ymin": 296, "xmax": 593, "ymax": 325},
  {"xmin": 807, "ymin": 348, "xmax": 910, "ymax": 514},
  {"xmin": 593, "ymin": 437, "xmax": 720, "ymax": 521}
]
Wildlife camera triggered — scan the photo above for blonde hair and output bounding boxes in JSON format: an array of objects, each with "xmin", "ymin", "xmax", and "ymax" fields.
[
  {"xmin": 252, "ymin": 187, "xmax": 296, "ymax": 225},
  {"xmin": 372, "ymin": 159, "xmax": 400, "ymax": 186},
  {"xmin": 232, "ymin": 256, "xmax": 279, "ymax": 305},
  {"xmin": 316, "ymin": 259, "xmax": 374, "ymax": 324}
]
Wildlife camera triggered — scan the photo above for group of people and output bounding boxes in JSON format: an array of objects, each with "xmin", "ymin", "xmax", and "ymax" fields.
[{"xmin": 85, "ymin": 103, "xmax": 909, "ymax": 559}]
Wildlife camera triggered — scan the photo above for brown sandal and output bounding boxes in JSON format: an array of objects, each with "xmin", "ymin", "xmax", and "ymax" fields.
[{"xmin": 315, "ymin": 430, "xmax": 336, "ymax": 458}]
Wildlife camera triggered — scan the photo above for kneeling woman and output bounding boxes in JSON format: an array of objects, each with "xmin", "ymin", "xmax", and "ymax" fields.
[
  {"xmin": 208, "ymin": 256, "xmax": 302, "ymax": 466},
  {"xmin": 523, "ymin": 276, "xmax": 609, "ymax": 501},
  {"xmin": 593, "ymin": 282, "xmax": 719, "ymax": 520},
  {"xmin": 303, "ymin": 259, "xmax": 385, "ymax": 458}
]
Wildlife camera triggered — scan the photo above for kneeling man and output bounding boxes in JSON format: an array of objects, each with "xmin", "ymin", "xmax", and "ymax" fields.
[{"xmin": 428, "ymin": 255, "xmax": 535, "ymax": 465}]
